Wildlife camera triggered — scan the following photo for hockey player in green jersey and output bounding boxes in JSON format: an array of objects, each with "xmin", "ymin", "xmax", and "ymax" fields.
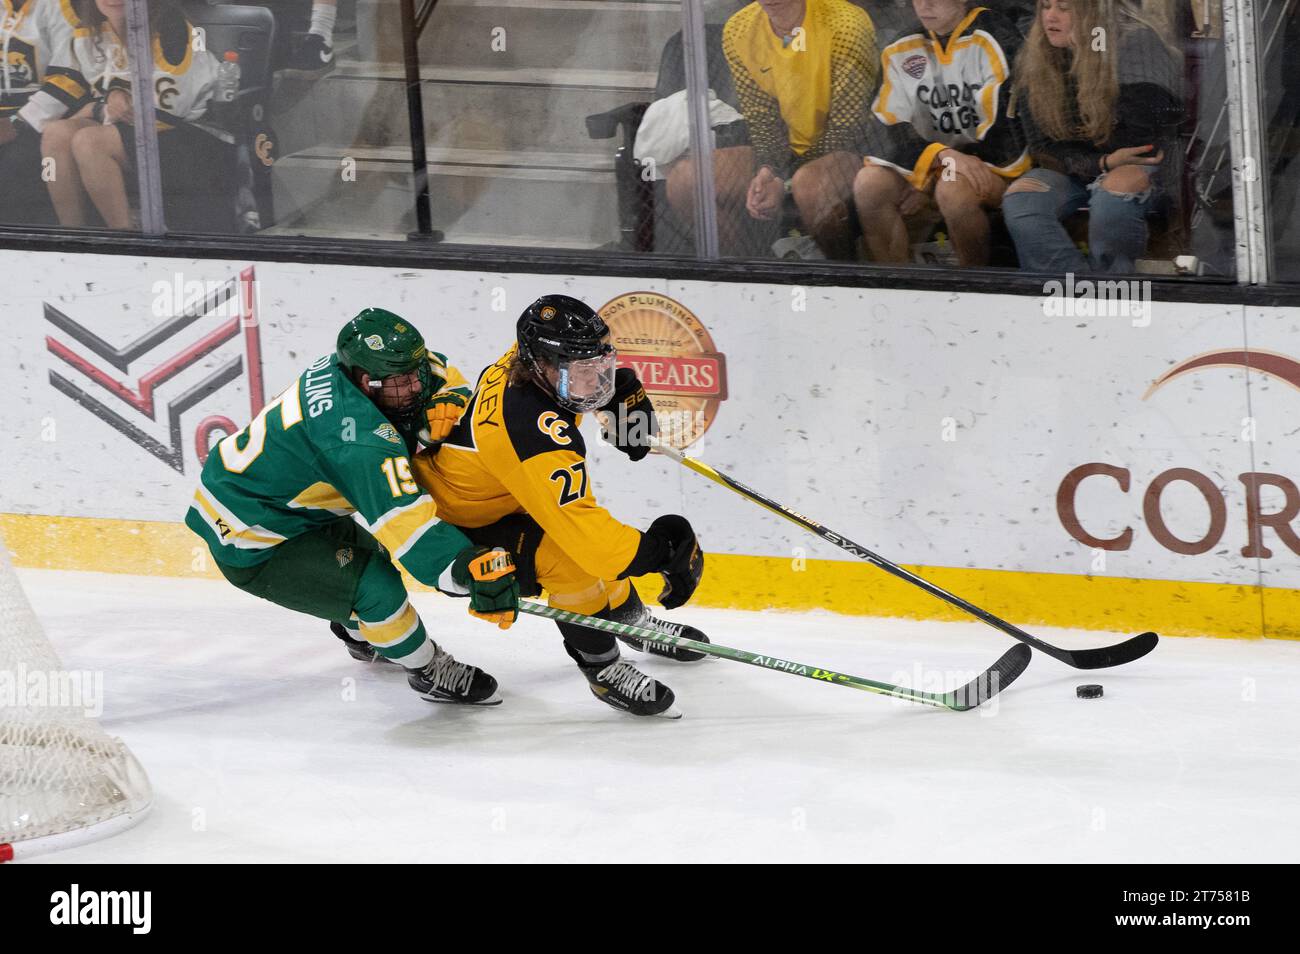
[{"xmin": 185, "ymin": 308, "xmax": 519, "ymax": 705}]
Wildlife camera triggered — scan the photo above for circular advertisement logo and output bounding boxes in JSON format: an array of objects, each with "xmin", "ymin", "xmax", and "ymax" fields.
[{"xmin": 598, "ymin": 292, "xmax": 727, "ymax": 449}]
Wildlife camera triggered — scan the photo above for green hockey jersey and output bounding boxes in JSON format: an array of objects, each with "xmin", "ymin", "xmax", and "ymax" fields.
[{"xmin": 185, "ymin": 353, "xmax": 469, "ymax": 586}]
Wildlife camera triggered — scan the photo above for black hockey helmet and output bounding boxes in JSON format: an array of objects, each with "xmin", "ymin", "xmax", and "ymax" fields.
[{"xmin": 516, "ymin": 295, "xmax": 617, "ymax": 413}]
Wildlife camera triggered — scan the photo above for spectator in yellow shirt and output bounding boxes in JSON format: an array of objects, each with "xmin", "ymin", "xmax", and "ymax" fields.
[{"xmin": 723, "ymin": 0, "xmax": 878, "ymax": 259}]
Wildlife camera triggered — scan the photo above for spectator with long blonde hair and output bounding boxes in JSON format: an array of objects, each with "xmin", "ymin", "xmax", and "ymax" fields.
[{"xmin": 1002, "ymin": 0, "xmax": 1183, "ymax": 273}]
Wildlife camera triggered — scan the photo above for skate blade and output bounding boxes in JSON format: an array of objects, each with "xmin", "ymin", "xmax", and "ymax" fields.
[
  {"xmin": 419, "ymin": 689, "xmax": 503, "ymax": 706},
  {"xmin": 654, "ymin": 703, "xmax": 683, "ymax": 720}
]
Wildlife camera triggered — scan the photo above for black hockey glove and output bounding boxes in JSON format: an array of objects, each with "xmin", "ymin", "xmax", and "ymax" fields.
[
  {"xmin": 597, "ymin": 368, "xmax": 658, "ymax": 462},
  {"xmin": 645, "ymin": 514, "xmax": 703, "ymax": 610}
]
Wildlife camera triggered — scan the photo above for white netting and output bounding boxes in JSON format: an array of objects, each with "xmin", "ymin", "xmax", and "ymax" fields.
[{"xmin": 0, "ymin": 533, "xmax": 152, "ymax": 854}]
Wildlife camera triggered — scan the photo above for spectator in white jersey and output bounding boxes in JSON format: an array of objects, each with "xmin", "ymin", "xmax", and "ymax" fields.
[
  {"xmin": 853, "ymin": 0, "xmax": 1028, "ymax": 266},
  {"xmin": 19, "ymin": 0, "xmax": 234, "ymax": 231},
  {"xmin": 0, "ymin": 0, "xmax": 78, "ymax": 224}
]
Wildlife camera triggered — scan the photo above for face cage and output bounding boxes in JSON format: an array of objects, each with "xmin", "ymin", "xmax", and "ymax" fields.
[
  {"xmin": 369, "ymin": 361, "xmax": 435, "ymax": 419},
  {"xmin": 541, "ymin": 349, "xmax": 617, "ymax": 413}
]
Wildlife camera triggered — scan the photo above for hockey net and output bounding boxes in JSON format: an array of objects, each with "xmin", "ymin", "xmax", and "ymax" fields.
[{"xmin": 0, "ymin": 533, "xmax": 152, "ymax": 861}]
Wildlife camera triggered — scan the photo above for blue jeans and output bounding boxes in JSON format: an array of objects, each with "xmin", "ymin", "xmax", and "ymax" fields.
[{"xmin": 1002, "ymin": 167, "xmax": 1158, "ymax": 273}]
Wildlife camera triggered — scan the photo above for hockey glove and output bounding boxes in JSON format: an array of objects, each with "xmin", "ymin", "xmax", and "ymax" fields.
[
  {"xmin": 597, "ymin": 368, "xmax": 658, "ymax": 462},
  {"xmin": 417, "ymin": 388, "xmax": 470, "ymax": 447},
  {"xmin": 646, "ymin": 514, "xmax": 703, "ymax": 610},
  {"xmin": 451, "ymin": 546, "xmax": 520, "ymax": 630}
]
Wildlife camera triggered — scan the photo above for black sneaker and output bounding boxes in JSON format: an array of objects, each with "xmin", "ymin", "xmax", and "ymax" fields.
[
  {"xmin": 408, "ymin": 648, "xmax": 501, "ymax": 705},
  {"xmin": 580, "ymin": 657, "xmax": 680, "ymax": 718},
  {"xmin": 330, "ymin": 621, "xmax": 395, "ymax": 665},
  {"xmin": 285, "ymin": 32, "xmax": 335, "ymax": 74},
  {"xmin": 607, "ymin": 590, "xmax": 710, "ymax": 663}
]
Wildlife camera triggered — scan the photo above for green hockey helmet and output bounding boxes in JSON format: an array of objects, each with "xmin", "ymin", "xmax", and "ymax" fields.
[{"xmin": 336, "ymin": 308, "xmax": 435, "ymax": 418}]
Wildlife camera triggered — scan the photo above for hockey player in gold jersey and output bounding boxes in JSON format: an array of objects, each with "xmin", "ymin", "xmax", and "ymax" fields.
[{"xmin": 412, "ymin": 295, "xmax": 708, "ymax": 718}]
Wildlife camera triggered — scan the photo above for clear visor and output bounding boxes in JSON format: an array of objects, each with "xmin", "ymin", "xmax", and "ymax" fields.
[{"xmin": 548, "ymin": 349, "xmax": 616, "ymax": 413}]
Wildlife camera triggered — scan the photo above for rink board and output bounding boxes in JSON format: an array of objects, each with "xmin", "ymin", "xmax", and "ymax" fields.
[{"xmin": 0, "ymin": 251, "xmax": 1297, "ymax": 638}]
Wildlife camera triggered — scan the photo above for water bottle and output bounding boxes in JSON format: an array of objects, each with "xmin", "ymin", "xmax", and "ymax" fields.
[{"xmin": 216, "ymin": 51, "xmax": 241, "ymax": 102}]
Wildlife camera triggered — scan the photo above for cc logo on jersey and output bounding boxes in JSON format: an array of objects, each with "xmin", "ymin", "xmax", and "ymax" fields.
[
  {"xmin": 537, "ymin": 411, "xmax": 571, "ymax": 445},
  {"xmin": 155, "ymin": 77, "xmax": 178, "ymax": 111}
]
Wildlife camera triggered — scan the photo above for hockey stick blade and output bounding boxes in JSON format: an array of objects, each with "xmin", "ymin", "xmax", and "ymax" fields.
[
  {"xmin": 944, "ymin": 643, "xmax": 1031, "ymax": 711},
  {"xmin": 651, "ymin": 442, "xmax": 1159, "ymax": 671},
  {"xmin": 1049, "ymin": 630, "xmax": 1158, "ymax": 669},
  {"xmin": 519, "ymin": 600, "xmax": 1030, "ymax": 712}
]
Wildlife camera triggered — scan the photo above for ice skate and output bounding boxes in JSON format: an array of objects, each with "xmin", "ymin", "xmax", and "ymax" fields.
[
  {"xmin": 579, "ymin": 656, "xmax": 680, "ymax": 718},
  {"xmin": 408, "ymin": 647, "xmax": 501, "ymax": 706},
  {"xmin": 607, "ymin": 590, "xmax": 710, "ymax": 663}
]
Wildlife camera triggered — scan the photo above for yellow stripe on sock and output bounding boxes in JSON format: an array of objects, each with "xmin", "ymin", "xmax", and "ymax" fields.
[{"xmin": 358, "ymin": 602, "xmax": 420, "ymax": 647}]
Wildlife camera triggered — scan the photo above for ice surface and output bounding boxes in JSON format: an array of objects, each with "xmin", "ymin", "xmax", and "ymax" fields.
[{"xmin": 15, "ymin": 568, "xmax": 1300, "ymax": 863}]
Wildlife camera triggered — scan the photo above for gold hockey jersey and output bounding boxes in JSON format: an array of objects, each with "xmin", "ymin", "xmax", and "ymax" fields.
[{"xmin": 412, "ymin": 348, "xmax": 643, "ymax": 582}]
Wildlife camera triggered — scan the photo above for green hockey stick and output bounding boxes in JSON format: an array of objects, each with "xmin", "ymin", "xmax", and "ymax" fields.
[{"xmin": 518, "ymin": 599, "xmax": 1030, "ymax": 711}]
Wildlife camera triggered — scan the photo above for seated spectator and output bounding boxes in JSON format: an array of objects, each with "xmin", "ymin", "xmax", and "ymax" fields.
[
  {"xmin": 18, "ymin": 0, "xmax": 235, "ymax": 231},
  {"xmin": 723, "ymin": 0, "xmax": 878, "ymax": 260},
  {"xmin": 853, "ymin": 0, "xmax": 1028, "ymax": 266},
  {"xmin": 1002, "ymin": 0, "xmax": 1184, "ymax": 273},
  {"xmin": 635, "ymin": 23, "xmax": 762, "ymax": 257},
  {"xmin": 0, "ymin": 0, "xmax": 79, "ymax": 225}
]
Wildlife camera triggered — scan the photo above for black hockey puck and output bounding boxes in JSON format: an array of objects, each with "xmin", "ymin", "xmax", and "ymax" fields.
[{"xmin": 1076, "ymin": 684, "xmax": 1104, "ymax": 699}]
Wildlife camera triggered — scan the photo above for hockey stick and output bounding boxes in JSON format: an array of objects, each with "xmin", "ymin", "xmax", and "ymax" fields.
[
  {"xmin": 517, "ymin": 599, "xmax": 1030, "ymax": 711},
  {"xmin": 652, "ymin": 442, "xmax": 1157, "ymax": 670}
]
